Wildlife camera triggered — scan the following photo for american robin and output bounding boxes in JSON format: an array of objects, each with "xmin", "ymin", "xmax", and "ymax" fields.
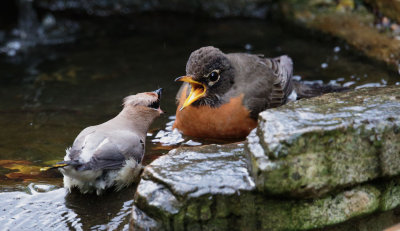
[
  {"xmin": 56, "ymin": 89, "xmax": 163, "ymax": 194},
  {"xmin": 173, "ymin": 46, "xmax": 345, "ymax": 139}
]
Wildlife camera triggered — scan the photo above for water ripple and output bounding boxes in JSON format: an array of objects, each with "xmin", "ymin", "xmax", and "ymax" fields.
[{"xmin": 0, "ymin": 184, "xmax": 135, "ymax": 230}]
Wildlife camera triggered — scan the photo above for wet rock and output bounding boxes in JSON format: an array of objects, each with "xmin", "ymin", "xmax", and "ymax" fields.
[
  {"xmin": 131, "ymin": 204, "xmax": 161, "ymax": 231},
  {"xmin": 35, "ymin": 0, "xmax": 270, "ymax": 18},
  {"xmin": 247, "ymin": 86, "xmax": 400, "ymax": 198},
  {"xmin": 138, "ymin": 144, "xmax": 255, "ymax": 197},
  {"xmin": 130, "ymin": 141, "xmax": 400, "ymax": 230},
  {"xmin": 132, "ymin": 143, "xmax": 256, "ymax": 230},
  {"xmin": 315, "ymin": 206, "xmax": 400, "ymax": 231}
]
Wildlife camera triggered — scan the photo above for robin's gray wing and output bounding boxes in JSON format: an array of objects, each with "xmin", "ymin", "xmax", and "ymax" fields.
[{"xmin": 226, "ymin": 54, "xmax": 294, "ymax": 119}]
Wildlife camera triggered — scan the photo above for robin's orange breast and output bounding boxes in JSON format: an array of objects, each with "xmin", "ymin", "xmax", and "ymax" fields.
[{"xmin": 173, "ymin": 87, "xmax": 257, "ymax": 139}]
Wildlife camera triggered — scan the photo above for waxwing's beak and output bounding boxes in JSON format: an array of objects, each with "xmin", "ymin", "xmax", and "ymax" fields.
[
  {"xmin": 154, "ymin": 88, "xmax": 162, "ymax": 100},
  {"xmin": 175, "ymin": 76, "xmax": 207, "ymax": 111},
  {"xmin": 150, "ymin": 88, "xmax": 164, "ymax": 114}
]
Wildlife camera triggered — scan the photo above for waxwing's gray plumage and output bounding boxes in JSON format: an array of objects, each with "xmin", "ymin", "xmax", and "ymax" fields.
[{"xmin": 59, "ymin": 89, "xmax": 163, "ymax": 194}]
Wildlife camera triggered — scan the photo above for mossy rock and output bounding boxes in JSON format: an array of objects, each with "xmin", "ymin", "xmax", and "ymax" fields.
[
  {"xmin": 247, "ymin": 86, "xmax": 400, "ymax": 198},
  {"xmin": 130, "ymin": 140, "xmax": 400, "ymax": 230}
]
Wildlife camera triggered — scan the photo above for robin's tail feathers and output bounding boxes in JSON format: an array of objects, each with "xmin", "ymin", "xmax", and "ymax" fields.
[
  {"xmin": 268, "ymin": 55, "xmax": 294, "ymax": 108},
  {"xmin": 294, "ymin": 81, "xmax": 349, "ymax": 99}
]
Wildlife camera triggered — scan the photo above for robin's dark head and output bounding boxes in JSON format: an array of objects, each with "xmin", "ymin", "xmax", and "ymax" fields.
[{"xmin": 175, "ymin": 46, "xmax": 235, "ymax": 110}]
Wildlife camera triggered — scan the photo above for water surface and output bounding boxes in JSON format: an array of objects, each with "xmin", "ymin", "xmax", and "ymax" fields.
[{"xmin": 0, "ymin": 14, "xmax": 398, "ymax": 230}]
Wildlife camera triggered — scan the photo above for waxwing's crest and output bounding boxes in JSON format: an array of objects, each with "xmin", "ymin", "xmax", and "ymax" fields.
[{"xmin": 123, "ymin": 92, "xmax": 158, "ymax": 107}]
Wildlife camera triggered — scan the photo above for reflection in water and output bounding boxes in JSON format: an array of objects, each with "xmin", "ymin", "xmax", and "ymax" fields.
[
  {"xmin": 65, "ymin": 186, "xmax": 136, "ymax": 230},
  {"xmin": 0, "ymin": 184, "xmax": 135, "ymax": 230}
]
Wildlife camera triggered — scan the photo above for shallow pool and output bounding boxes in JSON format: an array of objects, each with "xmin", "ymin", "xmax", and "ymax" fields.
[{"xmin": 0, "ymin": 14, "xmax": 398, "ymax": 230}]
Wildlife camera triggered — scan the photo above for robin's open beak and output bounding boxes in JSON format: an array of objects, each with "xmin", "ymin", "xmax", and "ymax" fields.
[{"xmin": 175, "ymin": 76, "xmax": 207, "ymax": 111}]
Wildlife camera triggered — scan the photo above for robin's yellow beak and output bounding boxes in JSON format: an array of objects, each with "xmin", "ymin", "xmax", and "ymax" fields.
[{"xmin": 175, "ymin": 76, "xmax": 207, "ymax": 111}]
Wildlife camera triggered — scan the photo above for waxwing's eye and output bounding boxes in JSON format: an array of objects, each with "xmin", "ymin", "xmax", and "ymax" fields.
[{"xmin": 209, "ymin": 70, "xmax": 220, "ymax": 82}]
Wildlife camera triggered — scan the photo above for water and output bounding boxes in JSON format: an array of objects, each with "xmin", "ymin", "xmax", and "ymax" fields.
[
  {"xmin": 0, "ymin": 0, "xmax": 78, "ymax": 56},
  {"xmin": 0, "ymin": 14, "xmax": 398, "ymax": 230},
  {"xmin": 0, "ymin": 185, "xmax": 135, "ymax": 230}
]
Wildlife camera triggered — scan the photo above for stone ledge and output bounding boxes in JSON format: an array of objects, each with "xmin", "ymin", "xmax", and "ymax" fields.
[
  {"xmin": 247, "ymin": 86, "xmax": 400, "ymax": 198},
  {"xmin": 130, "ymin": 142, "xmax": 400, "ymax": 230}
]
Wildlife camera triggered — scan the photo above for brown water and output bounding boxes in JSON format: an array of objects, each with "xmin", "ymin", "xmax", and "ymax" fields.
[{"xmin": 0, "ymin": 15, "xmax": 398, "ymax": 230}]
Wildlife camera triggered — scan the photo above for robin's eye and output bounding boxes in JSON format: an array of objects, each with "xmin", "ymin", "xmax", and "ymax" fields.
[{"xmin": 209, "ymin": 71, "xmax": 219, "ymax": 82}]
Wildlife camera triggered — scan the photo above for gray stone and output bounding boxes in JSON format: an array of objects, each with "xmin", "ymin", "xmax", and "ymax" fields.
[
  {"xmin": 132, "ymin": 143, "xmax": 256, "ymax": 230},
  {"xmin": 136, "ymin": 143, "xmax": 255, "ymax": 199},
  {"xmin": 130, "ymin": 141, "xmax": 400, "ymax": 230},
  {"xmin": 314, "ymin": 207, "xmax": 400, "ymax": 231},
  {"xmin": 247, "ymin": 86, "xmax": 400, "ymax": 198},
  {"xmin": 130, "ymin": 204, "xmax": 161, "ymax": 231}
]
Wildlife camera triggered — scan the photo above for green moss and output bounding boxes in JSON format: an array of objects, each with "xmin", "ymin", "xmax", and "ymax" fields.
[
  {"xmin": 380, "ymin": 178, "xmax": 400, "ymax": 211},
  {"xmin": 261, "ymin": 152, "xmax": 330, "ymax": 197},
  {"xmin": 237, "ymin": 194, "xmax": 258, "ymax": 230},
  {"xmin": 215, "ymin": 196, "xmax": 230, "ymax": 218},
  {"xmin": 203, "ymin": 218, "xmax": 230, "ymax": 231},
  {"xmin": 254, "ymin": 186, "xmax": 380, "ymax": 230},
  {"xmin": 380, "ymin": 130, "xmax": 400, "ymax": 176},
  {"xmin": 186, "ymin": 203, "xmax": 199, "ymax": 221},
  {"xmin": 173, "ymin": 208, "xmax": 186, "ymax": 231},
  {"xmin": 200, "ymin": 198, "xmax": 213, "ymax": 221},
  {"xmin": 258, "ymin": 199, "xmax": 292, "ymax": 230},
  {"xmin": 186, "ymin": 222, "xmax": 202, "ymax": 231}
]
